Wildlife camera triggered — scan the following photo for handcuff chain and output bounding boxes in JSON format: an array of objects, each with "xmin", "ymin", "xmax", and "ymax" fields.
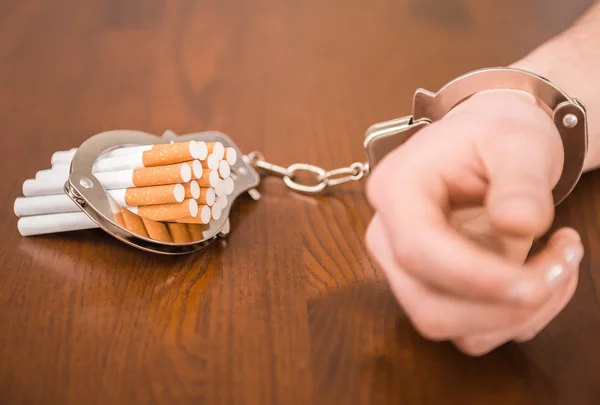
[{"xmin": 244, "ymin": 151, "xmax": 369, "ymax": 194}]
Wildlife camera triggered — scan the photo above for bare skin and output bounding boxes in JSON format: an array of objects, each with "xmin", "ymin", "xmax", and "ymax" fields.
[{"xmin": 366, "ymin": 3, "xmax": 600, "ymax": 356}]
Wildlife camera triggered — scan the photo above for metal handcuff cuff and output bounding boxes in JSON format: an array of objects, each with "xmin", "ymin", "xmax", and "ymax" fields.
[{"xmin": 61, "ymin": 67, "xmax": 587, "ymax": 254}]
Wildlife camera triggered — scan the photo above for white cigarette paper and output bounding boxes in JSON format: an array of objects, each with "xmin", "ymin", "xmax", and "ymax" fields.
[
  {"xmin": 23, "ymin": 163, "xmax": 192, "ymax": 197},
  {"xmin": 50, "ymin": 141, "xmax": 209, "ymax": 166},
  {"xmin": 18, "ymin": 212, "xmax": 98, "ymax": 236},
  {"xmin": 51, "ymin": 145, "xmax": 153, "ymax": 165},
  {"xmin": 13, "ymin": 191, "xmax": 138, "ymax": 217}
]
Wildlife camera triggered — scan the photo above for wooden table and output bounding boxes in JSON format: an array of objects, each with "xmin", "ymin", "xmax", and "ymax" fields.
[{"xmin": 2, "ymin": 0, "xmax": 600, "ymax": 404}]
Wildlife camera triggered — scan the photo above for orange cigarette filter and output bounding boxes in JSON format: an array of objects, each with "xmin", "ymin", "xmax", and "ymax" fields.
[
  {"xmin": 206, "ymin": 142, "xmax": 224, "ymax": 159},
  {"xmin": 196, "ymin": 170, "xmax": 220, "ymax": 188},
  {"xmin": 141, "ymin": 218, "xmax": 173, "ymax": 243},
  {"xmin": 187, "ymin": 224, "xmax": 205, "ymax": 240},
  {"xmin": 124, "ymin": 184, "xmax": 185, "ymax": 206},
  {"xmin": 132, "ymin": 163, "xmax": 191, "ymax": 187},
  {"xmin": 197, "ymin": 187, "xmax": 216, "ymax": 206},
  {"xmin": 141, "ymin": 141, "xmax": 205, "ymax": 167},
  {"xmin": 167, "ymin": 223, "xmax": 192, "ymax": 243},
  {"xmin": 113, "ymin": 211, "xmax": 126, "ymax": 228},
  {"xmin": 175, "ymin": 205, "xmax": 212, "ymax": 225},
  {"xmin": 182, "ymin": 181, "xmax": 200, "ymax": 199},
  {"xmin": 120, "ymin": 207, "xmax": 149, "ymax": 238},
  {"xmin": 135, "ymin": 199, "xmax": 198, "ymax": 222}
]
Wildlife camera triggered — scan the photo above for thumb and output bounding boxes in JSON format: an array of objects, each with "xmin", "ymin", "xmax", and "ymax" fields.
[{"xmin": 483, "ymin": 129, "xmax": 563, "ymax": 237}]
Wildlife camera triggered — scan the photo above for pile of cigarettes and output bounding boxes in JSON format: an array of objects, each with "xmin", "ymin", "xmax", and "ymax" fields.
[{"xmin": 14, "ymin": 140, "xmax": 237, "ymax": 243}]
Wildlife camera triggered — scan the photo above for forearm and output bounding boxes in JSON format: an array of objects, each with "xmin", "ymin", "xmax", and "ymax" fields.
[{"xmin": 512, "ymin": 1, "xmax": 600, "ymax": 172}]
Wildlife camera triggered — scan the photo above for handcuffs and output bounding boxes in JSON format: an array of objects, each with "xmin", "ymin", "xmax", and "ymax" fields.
[{"xmin": 63, "ymin": 67, "xmax": 587, "ymax": 254}]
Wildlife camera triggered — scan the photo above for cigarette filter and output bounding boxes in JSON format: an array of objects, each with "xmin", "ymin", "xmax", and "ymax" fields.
[
  {"xmin": 225, "ymin": 147, "xmax": 238, "ymax": 165},
  {"xmin": 206, "ymin": 142, "xmax": 225, "ymax": 160},
  {"xmin": 23, "ymin": 163, "xmax": 192, "ymax": 197},
  {"xmin": 223, "ymin": 177, "xmax": 234, "ymax": 196},
  {"xmin": 218, "ymin": 160, "xmax": 230, "ymax": 179},
  {"xmin": 141, "ymin": 218, "xmax": 173, "ymax": 243},
  {"xmin": 131, "ymin": 199, "xmax": 199, "ymax": 222},
  {"xmin": 166, "ymin": 223, "xmax": 192, "ymax": 243},
  {"xmin": 197, "ymin": 187, "xmax": 216, "ymax": 206},
  {"xmin": 187, "ymin": 224, "xmax": 205, "ymax": 240},
  {"xmin": 175, "ymin": 205, "xmax": 212, "ymax": 225},
  {"xmin": 196, "ymin": 170, "xmax": 221, "ymax": 188},
  {"xmin": 211, "ymin": 203, "xmax": 222, "ymax": 221},
  {"xmin": 120, "ymin": 207, "xmax": 149, "ymax": 237},
  {"xmin": 200, "ymin": 154, "xmax": 219, "ymax": 170},
  {"xmin": 182, "ymin": 181, "xmax": 201, "ymax": 199}
]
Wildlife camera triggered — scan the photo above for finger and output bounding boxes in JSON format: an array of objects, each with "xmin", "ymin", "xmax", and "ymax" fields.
[
  {"xmin": 452, "ymin": 228, "xmax": 582, "ymax": 356},
  {"xmin": 366, "ymin": 218, "xmax": 580, "ymax": 341},
  {"xmin": 367, "ymin": 136, "xmax": 547, "ymax": 306},
  {"xmin": 454, "ymin": 275, "xmax": 577, "ymax": 356},
  {"xmin": 514, "ymin": 272, "xmax": 578, "ymax": 342},
  {"xmin": 479, "ymin": 109, "xmax": 563, "ymax": 237}
]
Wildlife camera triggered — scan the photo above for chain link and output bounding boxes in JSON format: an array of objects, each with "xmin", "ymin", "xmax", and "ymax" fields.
[{"xmin": 245, "ymin": 151, "xmax": 369, "ymax": 194}]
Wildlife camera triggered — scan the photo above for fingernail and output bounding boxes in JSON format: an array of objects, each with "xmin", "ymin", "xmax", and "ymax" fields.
[
  {"xmin": 545, "ymin": 263, "xmax": 567, "ymax": 289},
  {"xmin": 563, "ymin": 245, "xmax": 583, "ymax": 265},
  {"xmin": 508, "ymin": 280, "xmax": 542, "ymax": 304}
]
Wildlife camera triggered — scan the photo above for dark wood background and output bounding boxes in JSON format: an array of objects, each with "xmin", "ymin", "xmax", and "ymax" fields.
[{"xmin": 1, "ymin": 0, "xmax": 600, "ymax": 404}]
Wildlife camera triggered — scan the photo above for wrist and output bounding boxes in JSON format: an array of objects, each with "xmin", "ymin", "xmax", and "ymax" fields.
[{"xmin": 511, "ymin": 38, "xmax": 598, "ymax": 172}]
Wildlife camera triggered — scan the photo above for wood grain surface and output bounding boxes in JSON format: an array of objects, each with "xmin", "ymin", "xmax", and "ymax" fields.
[{"xmin": 1, "ymin": 0, "xmax": 600, "ymax": 404}]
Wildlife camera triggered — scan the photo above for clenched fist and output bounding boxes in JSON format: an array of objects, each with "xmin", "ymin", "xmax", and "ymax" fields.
[{"xmin": 365, "ymin": 90, "xmax": 584, "ymax": 356}]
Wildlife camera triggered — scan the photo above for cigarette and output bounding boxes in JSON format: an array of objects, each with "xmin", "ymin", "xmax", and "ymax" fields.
[
  {"xmin": 132, "ymin": 162, "xmax": 194, "ymax": 187},
  {"xmin": 130, "ymin": 199, "xmax": 198, "ymax": 222},
  {"xmin": 175, "ymin": 205, "xmax": 212, "ymax": 224},
  {"xmin": 18, "ymin": 212, "xmax": 98, "ymax": 236},
  {"xmin": 186, "ymin": 160, "xmax": 204, "ymax": 179},
  {"xmin": 23, "ymin": 163, "xmax": 193, "ymax": 197},
  {"xmin": 200, "ymin": 154, "xmax": 220, "ymax": 169},
  {"xmin": 223, "ymin": 177, "xmax": 234, "ymax": 195},
  {"xmin": 197, "ymin": 187, "xmax": 216, "ymax": 206},
  {"xmin": 210, "ymin": 203, "xmax": 222, "ymax": 220},
  {"xmin": 215, "ymin": 195, "xmax": 228, "ymax": 211},
  {"xmin": 182, "ymin": 181, "xmax": 200, "ymax": 199},
  {"xmin": 140, "ymin": 141, "xmax": 207, "ymax": 166},
  {"xmin": 206, "ymin": 142, "xmax": 225, "ymax": 160},
  {"xmin": 51, "ymin": 145, "xmax": 153, "ymax": 165},
  {"xmin": 187, "ymin": 224, "xmax": 205, "ymax": 240},
  {"xmin": 213, "ymin": 179, "xmax": 225, "ymax": 197},
  {"xmin": 110, "ymin": 184, "xmax": 186, "ymax": 206},
  {"xmin": 120, "ymin": 207, "xmax": 149, "ymax": 237},
  {"xmin": 196, "ymin": 170, "xmax": 221, "ymax": 188},
  {"xmin": 14, "ymin": 184, "xmax": 182, "ymax": 217},
  {"xmin": 50, "ymin": 148, "xmax": 78, "ymax": 165},
  {"xmin": 218, "ymin": 160, "xmax": 230, "ymax": 178},
  {"xmin": 166, "ymin": 223, "xmax": 192, "ymax": 243},
  {"xmin": 225, "ymin": 147, "xmax": 238, "ymax": 165},
  {"xmin": 50, "ymin": 142, "xmax": 207, "ymax": 168},
  {"xmin": 36, "ymin": 167, "xmax": 67, "ymax": 180},
  {"xmin": 49, "ymin": 147, "xmax": 205, "ymax": 179},
  {"xmin": 141, "ymin": 218, "xmax": 173, "ymax": 242},
  {"xmin": 14, "ymin": 192, "xmax": 131, "ymax": 217}
]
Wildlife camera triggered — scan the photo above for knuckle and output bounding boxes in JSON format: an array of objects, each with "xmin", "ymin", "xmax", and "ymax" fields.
[
  {"xmin": 514, "ymin": 331, "xmax": 537, "ymax": 343},
  {"xmin": 410, "ymin": 305, "xmax": 451, "ymax": 341},
  {"xmin": 392, "ymin": 234, "xmax": 420, "ymax": 271},
  {"xmin": 364, "ymin": 221, "xmax": 381, "ymax": 256},
  {"xmin": 454, "ymin": 338, "xmax": 494, "ymax": 357}
]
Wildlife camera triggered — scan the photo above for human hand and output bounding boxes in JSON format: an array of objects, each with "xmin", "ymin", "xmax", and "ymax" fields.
[{"xmin": 365, "ymin": 90, "xmax": 584, "ymax": 356}]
